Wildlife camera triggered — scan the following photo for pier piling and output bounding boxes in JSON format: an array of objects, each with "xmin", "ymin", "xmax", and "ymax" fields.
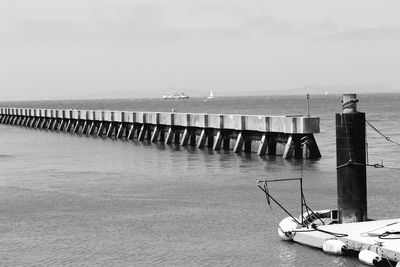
[{"xmin": 336, "ymin": 94, "xmax": 367, "ymax": 223}]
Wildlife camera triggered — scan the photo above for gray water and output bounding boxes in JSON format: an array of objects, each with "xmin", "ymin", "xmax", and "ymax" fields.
[{"xmin": 0, "ymin": 94, "xmax": 399, "ymax": 266}]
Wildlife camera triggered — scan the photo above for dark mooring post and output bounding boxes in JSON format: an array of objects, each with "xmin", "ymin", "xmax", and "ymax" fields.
[{"xmin": 336, "ymin": 94, "xmax": 367, "ymax": 223}]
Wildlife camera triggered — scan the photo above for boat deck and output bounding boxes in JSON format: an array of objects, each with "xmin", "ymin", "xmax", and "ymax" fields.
[{"xmin": 293, "ymin": 219, "xmax": 400, "ymax": 262}]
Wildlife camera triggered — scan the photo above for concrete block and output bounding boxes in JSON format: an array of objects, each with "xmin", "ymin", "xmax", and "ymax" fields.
[
  {"xmin": 159, "ymin": 113, "xmax": 173, "ymax": 125},
  {"xmin": 87, "ymin": 110, "xmax": 94, "ymax": 120},
  {"xmin": 135, "ymin": 112, "xmax": 145, "ymax": 123},
  {"xmin": 94, "ymin": 110, "xmax": 103, "ymax": 121},
  {"xmin": 173, "ymin": 113, "xmax": 190, "ymax": 126},
  {"xmin": 121, "ymin": 112, "xmax": 130, "ymax": 123},
  {"xmin": 56, "ymin": 110, "xmax": 63, "ymax": 118},
  {"xmin": 112, "ymin": 111, "xmax": 122, "ymax": 122},
  {"xmin": 223, "ymin": 115, "xmax": 243, "ymax": 130},
  {"xmin": 63, "ymin": 109, "xmax": 71, "ymax": 119},
  {"xmin": 190, "ymin": 114, "xmax": 208, "ymax": 128},
  {"xmin": 50, "ymin": 109, "xmax": 56, "ymax": 118},
  {"xmin": 301, "ymin": 117, "xmax": 320, "ymax": 134},
  {"xmin": 78, "ymin": 110, "xmax": 87, "ymax": 120},
  {"xmin": 208, "ymin": 114, "xmax": 223, "ymax": 129},
  {"xmin": 246, "ymin": 116, "xmax": 271, "ymax": 132},
  {"xmin": 103, "ymin": 110, "xmax": 112, "ymax": 121},
  {"xmin": 71, "ymin": 109, "xmax": 79, "ymax": 119},
  {"xmin": 127, "ymin": 112, "xmax": 135, "ymax": 123},
  {"xmin": 144, "ymin": 112, "xmax": 159, "ymax": 124},
  {"xmin": 45, "ymin": 109, "xmax": 52, "ymax": 118},
  {"xmin": 270, "ymin": 116, "xmax": 286, "ymax": 133}
]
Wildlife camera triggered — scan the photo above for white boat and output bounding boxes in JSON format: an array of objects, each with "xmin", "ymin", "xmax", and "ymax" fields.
[
  {"xmin": 175, "ymin": 92, "xmax": 189, "ymax": 99},
  {"xmin": 162, "ymin": 92, "xmax": 189, "ymax": 99},
  {"xmin": 207, "ymin": 89, "xmax": 214, "ymax": 99}
]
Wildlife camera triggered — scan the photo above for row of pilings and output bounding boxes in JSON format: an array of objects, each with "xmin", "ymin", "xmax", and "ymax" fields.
[{"xmin": 0, "ymin": 108, "xmax": 321, "ymax": 159}]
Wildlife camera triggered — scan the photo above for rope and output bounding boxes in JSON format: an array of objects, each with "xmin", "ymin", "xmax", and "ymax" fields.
[
  {"xmin": 378, "ymin": 231, "xmax": 400, "ymax": 239},
  {"xmin": 293, "ymin": 224, "xmax": 348, "ymax": 238},
  {"xmin": 336, "ymin": 161, "xmax": 385, "ymax": 169},
  {"xmin": 338, "ymin": 117, "xmax": 400, "ymax": 170},
  {"xmin": 261, "ymin": 183, "xmax": 288, "ymax": 234},
  {"xmin": 366, "ymin": 119, "xmax": 400, "ymax": 146},
  {"xmin": 360, "ymin": 221, "xmax": 400, "ymax": 237}
]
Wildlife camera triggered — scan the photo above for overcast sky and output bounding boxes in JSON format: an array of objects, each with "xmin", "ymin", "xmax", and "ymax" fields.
[{"xmin": 1, "ymin": 0, "xmax": 400, "ymax": 100}]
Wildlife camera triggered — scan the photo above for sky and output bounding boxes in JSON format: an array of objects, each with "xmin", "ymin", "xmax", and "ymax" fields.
[{"xmin": 1, "ymin": 0, "xmax": 400, "ymax": 100}]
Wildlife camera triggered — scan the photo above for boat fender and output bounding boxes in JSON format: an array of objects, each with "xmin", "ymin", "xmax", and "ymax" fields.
[
  {"xmin": 278, "ymin": 217, "xmax": 299, "ymax": 241},
  {"xmin": 358, "ymin": 250, "xmax": 382, "ymax": 266},
  {"xmin": 322, "ymin": 239, "xmax": 347, "ymax": 255}
]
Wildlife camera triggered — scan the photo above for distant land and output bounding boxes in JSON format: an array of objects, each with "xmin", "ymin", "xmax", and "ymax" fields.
[
  {"xmin": 3, "ymin": 83, "xmax": 398, "ymax": 102},
  {"xmin": 71, "ymin": 83, "xmax": 398, "ymax": 100}
]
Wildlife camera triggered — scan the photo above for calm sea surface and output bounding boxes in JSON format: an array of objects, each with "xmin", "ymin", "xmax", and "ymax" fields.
[{"xmin": 0, "ymin": 93, "xmax": 399, "ymax": 266}]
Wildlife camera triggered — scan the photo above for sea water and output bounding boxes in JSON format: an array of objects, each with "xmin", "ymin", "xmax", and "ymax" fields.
[{"xmin": 0, "ymin": 93, "xmax": 399, "ymax": 266}]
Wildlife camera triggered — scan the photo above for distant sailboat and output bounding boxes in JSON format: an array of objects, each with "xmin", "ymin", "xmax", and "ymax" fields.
[{"xmin": 207, "ymin": 89, "xmax": 214, "ymax": 99}]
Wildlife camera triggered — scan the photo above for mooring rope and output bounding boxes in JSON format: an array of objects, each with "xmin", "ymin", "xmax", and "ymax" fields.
[
  {"xmin": 293, "ymin": 224, "xmax": 348, "ymax": 238},
  {"xmin": 366, "ymin": 119, "xmax": 400, "ymax": 146},
  {"xmin": 337, "ymin": 116, "xmax": 400, "ymax": 170}
]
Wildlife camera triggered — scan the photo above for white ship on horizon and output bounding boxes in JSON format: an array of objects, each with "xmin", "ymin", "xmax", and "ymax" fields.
[{"xmin": 162, "ymin": 92, "xmax": 189, "ymax": 99}]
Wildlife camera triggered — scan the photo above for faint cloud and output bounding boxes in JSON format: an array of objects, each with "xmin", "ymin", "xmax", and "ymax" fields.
[{"xmin": 325, "ymin": 25, "xmax": 400, "ymax": 42}]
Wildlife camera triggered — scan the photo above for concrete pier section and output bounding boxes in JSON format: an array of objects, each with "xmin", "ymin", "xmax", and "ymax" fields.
[{"xmin": 0, "ymin": 108, "xmax": 321, "ymax": 159}]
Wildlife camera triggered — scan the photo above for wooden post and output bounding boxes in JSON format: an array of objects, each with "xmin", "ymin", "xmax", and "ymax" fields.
[
  {"xmin": 337, "ymin": 94, "xmax": 367, "ymax": 223},
  {"xmin": 116, "ymin": 123, "xmax": 124, "ymax": 139},
  {"xmin": 165, "ymin": 127, "xmax": 174, "ymax": 144},
  {"xmin": 159, "ymin": 127, "xmax": 165, "ymax": 142},
  {"xmin": 82, "ymin": 121, "xmax": 88, "ymax": 134},
  {"xmin": 88, "ymin": 122, "xmax": 95, "ymax": 135},
  {"xmin": 197, "ymin": 129, "xmax": 207, "ymax": 148},
  {"xmin": 244, "ymin": 135, "xmax": 252, "ymax": 153},
  {"xmin": 138, "ymin": 125, "xmax": 146, "ymax": 141},
  {"xmin": 106, "ymin": 122, "xmax": 114, "ymax": 138},
  {"xmin": 207, "ymin": 130, "xmax": 214, "ymax": 148},
  {"xmin": 223, "ymin": 133, "xmax": 230, "ymax": 150},
  {"xmin": 257, "ymin": 134, "xmax": 268, "ymax": 156},
  {"xmin": 293, "ymin": 135, "xmax": 302, "ymax": 159},
  {"xmin": 127, "ymin": 124, "xmax": 135, "ymax": 140},
  {"xmin": 150, "ymin": 126, "xmax": 160, "ymax": 142},
  {"xmin": 213, "ymin": 131, "xmax": 223, "ymax": 150},
  {"xmin": 180, "ymin": 128, "xmax": 190, "ymax": 146},
  {"xmin": 282, "ymin": 135, "xmax": 294, "ymax": 159},
  {"xmin": 233, "ymin": 132, "xmax": 244, "ymax": 153},
  {"xmin": 96, "ymin": 122, "xmax": 103, "ymax": 136},
  {"xmin": 190, "ymin": 130, "xmax": 196, "ymax": 146},
  {"xmin": 174, "ymin": 129, "xmax": 180, "ymax": 144},
  {"xmin": 74, "ymin": 121, "xmax": 81, "ymax": 133},
  {"xmin": 268, "ymin": 134, "xmax": 277, "ymax": 156}
]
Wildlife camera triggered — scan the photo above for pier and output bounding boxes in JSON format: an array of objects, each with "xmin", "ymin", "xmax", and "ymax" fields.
[{"xmin": 0, "ymin": 108, "xmax": 321, "ymax": 159}]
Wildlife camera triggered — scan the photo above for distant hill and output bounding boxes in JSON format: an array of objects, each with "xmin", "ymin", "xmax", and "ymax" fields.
[{"xmin": 61, "ymin": 83, "xmax": 399, "ymax": 100}]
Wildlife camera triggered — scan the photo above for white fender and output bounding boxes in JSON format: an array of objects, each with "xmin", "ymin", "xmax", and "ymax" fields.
[
  {"xmin": 322, "ymin": 239, "xmax": 346, "ymax": 255},
  {"xmin": 278, "ymin": 217, "xmax": 299, "ymax": 241},
  {"xmin": 358, "ymin": 250, "xmax": 382, "ymax": 266}
]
